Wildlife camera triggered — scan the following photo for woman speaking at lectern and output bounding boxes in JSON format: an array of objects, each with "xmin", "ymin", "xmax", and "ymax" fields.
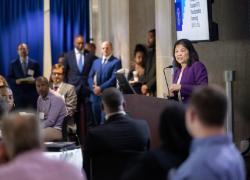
[{"xmin": 168, "ymin": 39, "xmax": 208, "ymax": 104}]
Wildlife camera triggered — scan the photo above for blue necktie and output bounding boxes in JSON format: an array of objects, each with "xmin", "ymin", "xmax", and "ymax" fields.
[
  {"xmin": 78, "ymin": 52, "xmax": 83, "ymax": 73},
  {"xmin": 101, "ymin": 59, "xmax": 106, "ymax": 72}
]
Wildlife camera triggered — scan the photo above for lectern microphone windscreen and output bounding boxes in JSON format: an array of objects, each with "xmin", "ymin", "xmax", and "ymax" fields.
[{"xmin": 114, "ymin": 72, "xmax": 136, "ymax": 94}]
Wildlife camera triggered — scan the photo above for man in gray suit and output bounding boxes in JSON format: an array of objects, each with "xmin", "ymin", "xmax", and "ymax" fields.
[{"xmin": 50, "ymin": 64, "xmax": 77, "ymax": 134}]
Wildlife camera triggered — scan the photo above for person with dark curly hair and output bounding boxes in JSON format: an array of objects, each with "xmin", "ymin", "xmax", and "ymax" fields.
[{"xmin": 168, "ymin": 39, "xmax": 208, "ymax": 103}]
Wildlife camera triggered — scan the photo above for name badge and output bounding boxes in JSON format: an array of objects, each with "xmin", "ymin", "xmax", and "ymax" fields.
[
  {"xmin": 28, "ymin": 69, "xmax": 34, "ymax": 76},
  {"xmin": 39, "ymin": 112, "xmax": 44, "ymax": 120}
]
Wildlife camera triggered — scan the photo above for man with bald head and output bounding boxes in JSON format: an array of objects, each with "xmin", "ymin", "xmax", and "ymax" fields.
[
  {"xmin": 63, "ymin": 35, "xmax": 96, "ymax": 142},
  {"xmin": 36, "ymin": 76, "xmax": 67, "ymax": 142},
  {"xmin": 7, "ymin": 43, "xmax": 41, "ymax": 109},
  {"xmin": 88, "ymin": 41, "xmax": 121, "ymax": 126},
  {"xmin": 83, "ymin": 87, "xmax": 150, "ymax": 178},
  {"xmin": 0, "ymin": 113, "xmax": 85, "ymax": 180}
]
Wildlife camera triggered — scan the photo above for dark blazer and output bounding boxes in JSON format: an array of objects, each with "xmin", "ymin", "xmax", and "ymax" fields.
[
  {"xmin": 83, "ymin": 113, "xmax": 151, "ymax": 178},
  {"xmin": 173, "ymin": 61, "xmax": 208, "ymax": 104},
  {"xmin": 143, "ymin": 50, "xmax": 156, "ymax": 96},
  {"xmin": 7, "ymin": 58, "xmax": 40, "ymax": 100},
  {"xmin": 63, "ymin": 49, "xmax": 96, "ymax": 96},
  {"xmin": 88, "ymin": 55, "xmax": 121, "ymax": 103},
  {"xmin": 121, "ymin": 148, "xmax": 185, "ymax": 180}
]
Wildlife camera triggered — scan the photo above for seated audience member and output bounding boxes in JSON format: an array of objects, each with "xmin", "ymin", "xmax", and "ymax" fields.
[
  {"xmin": 168, "ymin": 39, "xmax": 208, "ymax": 103},
  {"xmin": 85, "ymin": 43, "xmax": 99, "ymax": 59},
  {"xmin": 83, "ymin": 87, "xmax": 151, "ymax": 178},
  {"xmin": 0, "ymin": 76, "xmax": 8, "ymax": 86},
  {"xmin": 0, "ymin": 86, "xmax": 15, "ymax": 115},
  {"xmin": 171, "ymin": 85, "xmax": 245, "ymax": 180},
  {"xmin": 121, "ymin": 103, "xmax": 192, "ymax": 180},
  {"xmin": 0, "ymin": 113, "xmax": 85, "ymax": 180},
  {"xmin": 36, "ymin": 76, "xmax": 67, "ymax": 142},
  {"xmin": 50, "ymin": 64, "xmax": 77, "ymax": 134},
  {"xmin": 0, "ymin": 97, "xmax": 8, "ymax": 134}
]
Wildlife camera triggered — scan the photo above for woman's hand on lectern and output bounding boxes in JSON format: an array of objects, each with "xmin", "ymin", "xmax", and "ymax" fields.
[{"xmin": 169, "ymin": 84, "xmax": 181, "ymax": 93}]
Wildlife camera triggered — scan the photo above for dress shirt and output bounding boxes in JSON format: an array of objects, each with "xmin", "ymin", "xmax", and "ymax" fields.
[
  {"xmin": 19, "ymin": 57, "xmax": 29, "ymax": 66},
  {"xmin": 0, "ymin": 149, "xmax": 85, "ymax": 180},
  {"xmin": 74, "ymin": 48, "xmax": 84, "ymax": 67},
  {"xmin": 53, "ymin": 82, "xmax": 63, "ymax": 93},
  {"xmin": 171, "ymin": 133, "xmax": 246, "ymax": 180},
  {"xmin": 102, "ymin": 54, "xmax": 112, "ymax": 64},
  {"xmin": 37, "ymin": 89, "xmax": 67, "ymax": 130},
  {"xmin": 105, "ymin": 111, "xmax": 126, "ymax": 121}
]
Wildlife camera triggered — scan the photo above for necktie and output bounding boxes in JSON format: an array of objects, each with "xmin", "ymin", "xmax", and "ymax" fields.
[
  {"xmin": 101, "ymin": 59, "xmax": 106, "ymax": 72},
  {"xmin": 54, "ymin": 86, "xmax": 58, "ymax": 92},
  {"xmin": 22, "ymin": 60, "xmax": 27, "ymax": 76},
  {"xmin": 78, "ymin": 52, "xmax": 83, "ymax": 73}
]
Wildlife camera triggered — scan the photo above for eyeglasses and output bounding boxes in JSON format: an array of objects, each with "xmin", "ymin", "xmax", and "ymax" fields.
[
  {"xmin": 18, "ymin": 48, "xmax": 28, "ymax": 51},
  {"xmin": 146, "ymin": 36, "xmax": 154, "ymax": 40},
  {"xmin": 52, "ymin": 73, "xmax": 63, "ymax": 76},
  {"xmin": 0, "ymin": 95, "xmax": 13, "ymax": 101}
]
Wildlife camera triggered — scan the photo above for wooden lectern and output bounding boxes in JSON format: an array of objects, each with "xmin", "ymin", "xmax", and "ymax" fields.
[{"xmin": 124, "ymin": 94, "xmax": 179, "ymax": 150}]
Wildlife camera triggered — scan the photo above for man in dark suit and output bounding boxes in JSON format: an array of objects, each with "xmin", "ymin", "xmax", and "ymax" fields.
[
  {"xmin": 83, "ymin": 87, "xmax": 151, "ymax": 179},
  {"xmin": 63, "ymin": 35, "xmax": 96, "ymax": 142},
  {"xmin": 7, "ymin": 43, "xmax": 40, "ymax": 109},
  {"xmin": 50, "ymin": 64, "xmax": 77, "ymax": 134},
  {"xmin": 141, "ymin": 29, "xmax": 156, "ymax": 97},
  {"xmin": 88, "ymin": 41, "xmax": 121, "ymax": 126}
]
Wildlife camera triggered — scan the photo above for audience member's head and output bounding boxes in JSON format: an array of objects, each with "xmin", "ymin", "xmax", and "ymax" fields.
[
  {"xmin": 186, "ymin": 85, "xmax": 227, "ymax": 138},
  {"xmin": 159, "ymin": 103, "xmax": 192, "ymax": 158},
  {"xmin": 101, "ymin": 41, "xmax": 113, "ymax": 57},
  {"xmin": 1, "ymin": 112, "xmax": 42, "ymax": 160},
  {"xmin": 58, "ymin": 54, "xmax": 65, "ymax": 65},
  {"xmin": 51, "ymin": 64, "xmax": 65, "ymax": 85},
  {"xmin": 134, "ymin": 44, "xmax": 146, "ymax": 68},
  {"xmin": 85, "ymin": 43, "xmax": 96, "ymax": 54},
  {"xmin": 101, "ymin": 87, "xmax": 125, "ymax": 115},
  {"xmin": 0, "ymin": 76, "xmax": 8, "ymax": 86},
  {"xmin": 35, "ymin": 77, "xmax": 50, "ymax": 99},
  {"xmin": 74, "ymin": 35, "xmax": 85, "ymax": 52},
  {"xmin": 0, "ymin": 86, "xmax": 14, "ymax": 114},
  {"xmin": 0, "ymin": 97, "xmax": 8, "ymax": 130},
  {"xmin": 173, "ymin": 39, "xmax": 199, "ymax": 69},
  {"xmin": 17, "ymin": 43, "xmax": 29, "ymax": 60},
  {"xmin": 146, "ymin": 29, "xmax": 156, "ymax": 48}
]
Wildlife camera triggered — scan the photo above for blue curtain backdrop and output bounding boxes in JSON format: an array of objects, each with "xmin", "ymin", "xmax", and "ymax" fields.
[
  {"xmin": 50, "ymin": 0, "xmax": 90, "ymax": 65},
  {"xmin": 0, "ymin": 0, "xmax": 44, "ymax": 80}
]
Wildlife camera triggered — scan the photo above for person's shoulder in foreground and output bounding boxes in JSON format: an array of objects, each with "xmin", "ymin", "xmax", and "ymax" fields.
[
  {"xmin": 0, "ymin": 149, "xmax": 85, "ymax": 180},
  {"xmin": 171, "ymin": 133, "xmax": 245, "ymax": 180}
]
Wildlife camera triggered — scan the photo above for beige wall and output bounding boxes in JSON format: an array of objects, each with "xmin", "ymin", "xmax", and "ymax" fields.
[{"xmin": 91, "ymin": 0, "xmax": 155, "ymax": 69}]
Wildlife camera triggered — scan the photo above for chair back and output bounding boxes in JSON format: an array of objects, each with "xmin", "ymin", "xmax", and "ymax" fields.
[
  {"xmin": 90, "ymin": 151, "xmax": 144, "ymax": 180},
  {"xmin": 61, "ymin": 115, "xmax": 70, "ymax": 141}
]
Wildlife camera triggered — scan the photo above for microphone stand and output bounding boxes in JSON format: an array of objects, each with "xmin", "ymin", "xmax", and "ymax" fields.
[{"xmin": 163, "ymin": 65, "xmax": 173, "ymax": 100}]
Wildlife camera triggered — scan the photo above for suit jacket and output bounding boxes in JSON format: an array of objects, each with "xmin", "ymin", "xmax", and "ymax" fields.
[
  {"xmin": 143, "ymin": 49, "xmax": 156, "ymax": 96},
  {"xmin": 50, "ymin": 82, "xmax": 77, "ymax": 127},
  {"xmin": 173, "ymin": 61, "xmax": 208, "ymax": 103},
  {"xmin": 7, "ymin": 58, "xmax": 40, "ymax": 100},
  {"xmin": 88, "ymin": 55, "xmax": 121, "ymax": 103},
  {"xmin": 63, "ymin": 49, "xmax": 96, "ymax": 96},
  {"xmin": 83, "ymin": 113, "xmax": 151, "ymax": 178}
]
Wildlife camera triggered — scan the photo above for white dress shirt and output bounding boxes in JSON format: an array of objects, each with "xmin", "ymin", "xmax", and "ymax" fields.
[
  {"xmin": 102, "ymin": 54, "xmax": 112, "ymax": 64},
  {"xmin": 177, "ymin": 72, "xmax": 183, "ymax": 103},
  {"xmin": 53, "ymin": 82, "xmax": 63, "ymax": 93},
  {"xmin": 74, "ymin": 48, "xmax": 84, "ymax": 68},
  {"xmin": 105, "ymin": 111, "xmax": 126, "ymax": 121},
  {"xmin": 19, "ymin": 57, "xmax": 29, "ymax": 67}
]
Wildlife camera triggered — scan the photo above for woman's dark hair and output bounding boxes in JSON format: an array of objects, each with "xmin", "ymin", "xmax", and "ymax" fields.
[
  {"xmin": 159, "ymin": 103, "xmax": 192, "ymax": 159},
  {"xmin": 0, "ymin": 85, "xmax": 15, "ymax": 112},
  {"xmin": 134, "ymin": 44, "xmax": 146, "ymax": 68},
  {"xmin": 173, "ymin": 39, "xmax": 199, "ymax": 69}
]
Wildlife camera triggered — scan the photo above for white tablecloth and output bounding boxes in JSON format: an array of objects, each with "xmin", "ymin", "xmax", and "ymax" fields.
[{"xmin": 43, "ymin": 148, "xmax": 83, "ymax": 171}]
